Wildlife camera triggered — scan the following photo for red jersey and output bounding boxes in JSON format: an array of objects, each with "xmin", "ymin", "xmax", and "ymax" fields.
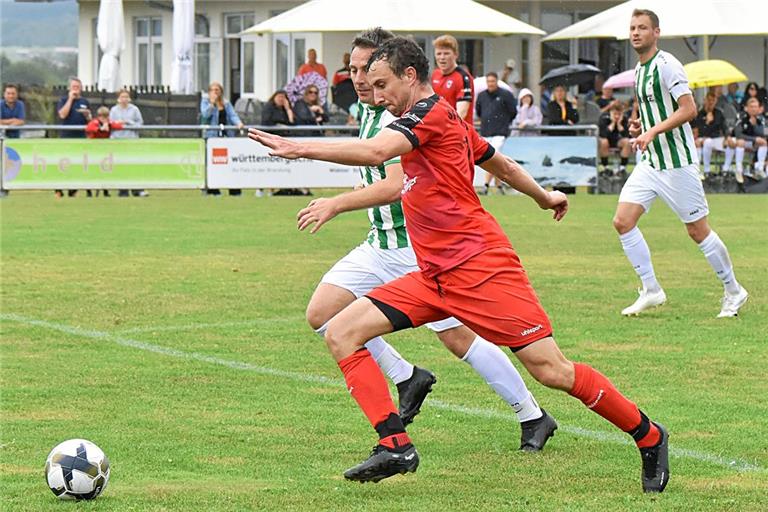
[
  {"xmin": 386, "ymin": 94, "xmax": 511, "ymax": 278},
  {"xmin": 85, "ymin": 119, "xmax": 123, "ymax": 139},
  {"xmin": 431, "ymin": 66, "xmax": 474, "ymax": 124}
]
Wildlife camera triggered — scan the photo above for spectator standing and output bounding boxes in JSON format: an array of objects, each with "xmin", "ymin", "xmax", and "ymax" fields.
[
  {"xmin": 56, "ymin": 77, "xmax": 91, "ymax": 197},
  {"xmin": 85, "ymin": 106, "xmax": 124, "ymax": 198},
  {"xmin": 598, "ymin": 102, "xmax": 631, "ymax": 174},
  {"xmin": 200, "ymin": 81, "xmax": 244, "ymax": 196},
  {"xmin": 733, "ymin": 97, "xmax": 767, "ymax": 182},
  {"xmin": 693, "ymin": 91, "xmax": 735, "ymax": 177},
  {"xmin": 546, "ymin": 84, "xmax": 579, "ymax": 127},
  {"xmin": 431, "ymin": 34, "xmax": 474, "ymax": 123},
  {"xmin": 511, "ymin": 88, "xmax": 543, "ymax": 135},
  {"xmin": 331, "ymin": 52, "xmax": 357, "ymax": 111},
  {"xmin": 475, "ymin": 72, "xmax": 517, "ymax": 194},
  {"xmin": 109, "ymin": 89, "xmax": 148, "ymax": 197},
  {"xmin": 297, "ymin": 49, "xmax": 328, "ymax": 80},
  {"xmin": 0, "ymin": 84, "xmax": 25, "ymax": 138},
  {"xmin": 499, "ymin": 58, "xmax": 521, "ymax": 95}
]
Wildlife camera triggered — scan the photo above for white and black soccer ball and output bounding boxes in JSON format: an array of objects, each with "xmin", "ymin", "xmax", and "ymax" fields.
[{"xmin": 45, "ymin": 439, "xmax": 110, "ymax": 500}]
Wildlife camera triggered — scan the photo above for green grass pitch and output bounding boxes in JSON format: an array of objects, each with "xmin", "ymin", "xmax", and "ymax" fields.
[{"xmin": 1, "ymin": 191, "xmax": 766, "ymax": 511}]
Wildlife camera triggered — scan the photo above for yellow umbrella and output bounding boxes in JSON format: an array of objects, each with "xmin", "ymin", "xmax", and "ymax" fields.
[{"xmin": 684, "ymin": 60, "xmax": 748, "ymax": 89}]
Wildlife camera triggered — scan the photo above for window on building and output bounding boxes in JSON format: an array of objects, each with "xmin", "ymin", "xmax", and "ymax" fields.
[
  {"xmin": 457, "ymin": 39, "xmax": 484, "ymax": 77},
  {"xmin": 224, "ymin": 12, "xmax": 256, "ymax": 102},
  {"xmin": 136, "ymin": 16, "xmax": 163, "ymax": 86},
  {"xmin": 541, "ymin": 12, "xmax": 573, "ymax": 77}
]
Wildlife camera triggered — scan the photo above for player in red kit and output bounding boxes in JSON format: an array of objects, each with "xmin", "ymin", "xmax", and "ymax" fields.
[
  {"xmin": 431, "ymin": 34, "xmax": 474, "ymax": 124},
  {"xmin": 249, "ymin": 37, "xmax": 669, "ymax": 493}
]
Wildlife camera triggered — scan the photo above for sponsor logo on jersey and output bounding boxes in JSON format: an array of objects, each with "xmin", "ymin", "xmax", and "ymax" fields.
[
  {"xmin": 415, "ymin": 101, "xmax": 428, "ymax": 108},
  {"xmin": 212, "ymin": 147, "xmax": 228, "ymax": 164},
  {"xmin": 520, "ymin": 324, "xmax": 543, "ymax": 337},
  {"xmin": 402, "ymin": 112, "xmax": 422, "ymax": 125},
  {"xmin": 402, "ymin": 174, "xmax": 418, "ymax": 194}
]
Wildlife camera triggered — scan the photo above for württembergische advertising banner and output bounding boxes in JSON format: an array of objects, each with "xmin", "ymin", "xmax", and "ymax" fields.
[{"xmin": 206, "ymin": 137, "xmax": 361, "ymax": 189}]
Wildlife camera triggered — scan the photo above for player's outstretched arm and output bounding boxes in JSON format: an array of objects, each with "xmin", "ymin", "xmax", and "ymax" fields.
[
  {"xmin": 297, "ymin": 163, "xmax": 404, "ymax": 234},
  {"xmin": 248, "ymin": 128, "xmax": 412, "ymax": 167},
  {"xmin": 480, "ymin": 152, "xmax": 568, "ymax": 221}
]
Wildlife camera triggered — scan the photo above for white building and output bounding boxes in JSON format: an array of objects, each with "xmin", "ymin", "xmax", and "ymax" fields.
[{"xmin": 74, "ymin": 0, "xmax": 768, "ymax": 102}]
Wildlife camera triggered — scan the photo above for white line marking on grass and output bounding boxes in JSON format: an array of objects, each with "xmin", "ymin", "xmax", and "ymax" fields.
[
  {"xmin": 116, "ymin": 319, "xmax": 300, "ymax": 334},
  {"xmin": 2, "ymin": 312, "xmax": 763, "ymax": 474}
]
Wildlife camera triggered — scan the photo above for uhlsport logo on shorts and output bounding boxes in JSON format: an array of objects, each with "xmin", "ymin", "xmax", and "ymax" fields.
[
  {"xmin": 520, "ymin": 324, "xmax": 543, "ymax": 337},
  {"xmin": 212, "ymin": 148, "xmax": 228, "ymax": 164}
]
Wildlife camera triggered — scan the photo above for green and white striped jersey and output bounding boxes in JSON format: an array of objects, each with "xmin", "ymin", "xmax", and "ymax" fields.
[
  {"xmin": 357, "ymin": 102, "xmax": 410, "ymax": 249},
  {"xmin": 634, "ymin": 49, "xmax": 698, "ymax": 170}
]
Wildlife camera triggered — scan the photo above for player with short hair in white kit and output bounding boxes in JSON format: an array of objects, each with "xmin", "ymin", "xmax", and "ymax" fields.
[
  {"xmin": 614, "ymin": 9, "xmax": 748, "ymax": 318},
  {"xmin": 299, "ymin": 27, "xmax": 556, "ymax": 450}
]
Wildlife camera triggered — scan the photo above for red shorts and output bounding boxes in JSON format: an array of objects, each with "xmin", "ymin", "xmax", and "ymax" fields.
[{"xmin": 366, "ymin": 247, "xmax": 553, "ymax": 349}]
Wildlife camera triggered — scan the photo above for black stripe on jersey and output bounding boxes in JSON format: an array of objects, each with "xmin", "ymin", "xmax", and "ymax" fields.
[
  {"xmin": 455, "ymin": 66, "xmax": 473, "ymax": 102},
  {"xmin": 386, "ymin": 94, "xmax": 440, "ymax": 149},
  {"xmin": 475, "ymin": 143, "xmax": 495, "ymax": 165}
]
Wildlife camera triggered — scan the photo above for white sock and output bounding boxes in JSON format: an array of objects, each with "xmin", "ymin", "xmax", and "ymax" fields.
[
  {"xmin": 462, "ymin": 336, "xmax": 543, "ymax": 423},
  {"xmin": 756, "ymin": 146, "xmax": 767, "ymax": 169},
  {"xmin": 702, "ymin": 139, "xmax": 713, "ymax": 174},
  {"xmin": 314, "ymin": 321, "xmax": 414, "ymax": 384},
  {"xmin": 619, "ymin": 227, "xmax": 661, "ymax": 292},
  {"xmin": 364, "ymin": 336, "xmax": 414, "ymax": 385},
  {"xmin": 698, "ymin": 230, "xmax": 740, "ymax": 295},
  {"xmin": 723, "ymin": 147, "xmax": 734, "ymax": 170},
  {"xmin": 735, "ymin": 147, "xmax": 745, "ymax": 171}
]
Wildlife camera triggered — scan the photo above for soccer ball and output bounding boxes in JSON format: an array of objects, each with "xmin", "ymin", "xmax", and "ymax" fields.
[{"xmin": 45, "ymin": 439, "xmax": 110, "ymax": 500}]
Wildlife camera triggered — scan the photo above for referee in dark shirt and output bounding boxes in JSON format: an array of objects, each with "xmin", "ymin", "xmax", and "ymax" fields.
[{"xmin": 475, "ymin": 72, "xmax": 517, "ymax": 194}]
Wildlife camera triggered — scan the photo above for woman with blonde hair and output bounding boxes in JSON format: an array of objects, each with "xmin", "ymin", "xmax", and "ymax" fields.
[{"xmin": 200, "ymin": 81, "xmax": 244, "ymax": 195}]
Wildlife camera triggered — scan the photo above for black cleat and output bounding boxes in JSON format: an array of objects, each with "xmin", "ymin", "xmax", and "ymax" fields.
[
  {"xmin": 640, "ymin": 422, "xmax": 669, "ymax": 493},
  {"xmin": 343, "ymin": 444, "xmax": 419, "ymax": 483},
  {"xmin": 397, "ymin": 367, "xmax": 436, "ymax": 426},
  {"xmin": 519, "ymin": 409, "xmax": 558, "ymax": 452}
]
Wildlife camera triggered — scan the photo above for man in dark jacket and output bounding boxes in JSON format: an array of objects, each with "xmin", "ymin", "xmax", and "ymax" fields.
[
  {"xmin": 733, "ymin": 97, "xmax": 767, "ymax": 181},
  {"xmin": 475, "ymin": 72, "xmax": 516, "ymax": 194}
]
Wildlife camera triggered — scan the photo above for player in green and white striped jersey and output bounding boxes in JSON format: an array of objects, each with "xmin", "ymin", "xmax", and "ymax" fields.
[
  {"xmin": 299, "ymin": 28, "xmax": 556, "ymax": 450},
  {"xmin": 614, "ymin": 9, "xmax": 748, "ymax": 318}
]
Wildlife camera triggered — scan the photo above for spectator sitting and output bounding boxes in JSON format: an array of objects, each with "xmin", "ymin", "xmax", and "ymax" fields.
[
  {"xmin": 511, "ymin": 88, "xmax": 542, "ymax": 136},
  {"xmin": 297, "ymin": 48, "xmax": 328, "ymax": 80},
  {"xmin": 109, "ymin": 89, "xmax": 148, "ymax": 198},
  {"xmin": 733, "ymin": 97, "xmax": 767, "ymax": 182},
  {"xmin": 694, "ymin": 91, "xmax": 735, "ymax": 177},
  {"xmin": 331, "ymin": 52, "xmax": 358, "ymax": 111},
  {"xmin": 262, "ymin": 90, "xmax": 295, "ymax": 134},
  {"xmin": 56, "ymin": 77, "xmax": 92, "ymax": 198},
  {"xmin": 740, "ymin": 82, "xmax": 767, "ymax": 112},
  {"xmin": 724, "ymin": 82, "xmax": 744, "ymax": 109},
  {"xmin": 707, "ymin": 85, "xmax": 731, "ymax": 113},
  {"xmin": 200, "ymin": 81, "xmax": 244, "ymax": 196},
  {"xmin": 596, "ymin": 86, "xmax": 619, "ymax": 113},
  {"xmin": 293, "ymin": 86, "xmax": 328, "ymax": 128},
  {"xmin": 546, "ymin": 84, "xmax": 579, "ymax": 129},
  {"xmin": 1, "ymin": 84, "xmax": 25, "ymax": 138},
  {"xmin": 598, "ymin": 102, "xmax": 631, "ymax": 174},
  {"xmin": 475, "ymin": 72, "xmax": 516, "ymax": 194}
]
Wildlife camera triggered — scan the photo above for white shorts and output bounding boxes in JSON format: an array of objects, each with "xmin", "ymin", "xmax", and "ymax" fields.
[
  {"xmin": 483, "ymin": 135, "xmax": 506, "ymax": 150},
  {"xmin": 619, "ymin": 161, "xmax": 709, "ymax": 223},
  {"xmin": 321, "ymin": 242, "xmax": 462, "ymax": 332}
]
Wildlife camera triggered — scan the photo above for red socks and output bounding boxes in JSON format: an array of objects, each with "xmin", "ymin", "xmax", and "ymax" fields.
[
  {"xmin": 569, "ymin": 363, "xmax": 660, "ymax": 448},
  {"xmin": 338, "ymin": 349, "xmax": 400, "ymax": 430}
]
